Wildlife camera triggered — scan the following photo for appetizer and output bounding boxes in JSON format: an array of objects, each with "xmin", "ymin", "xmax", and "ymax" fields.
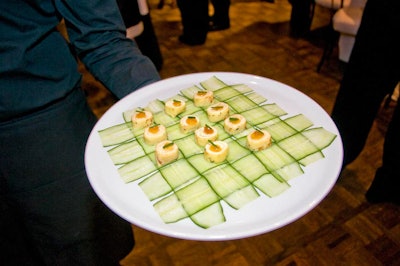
[
  {"xmin": 155, "ymin": 140, "xmax": 179, "ymax": 166},
  {"xmin": 144, "ymin": 124, "xmax": 167, "ymax": 145},
  {"xmin": 165, "ymin": 99, "xmax": 186, "ymax": 117},
  {"xmin": 194, "ymin": 90, "xmax": 214, "ymax": 107},
  {"xmin": 131, "ymin": 110, "xmax": 153, "ymax": 129},
  {"xmin": 247, "ymin": 129, "xmax": 272, "ymax": 151},
  {"xmin": 204, "ymin": 140, "xmax": 229, "ymax": 163},
  {"xmin": 224, "ymin": 114, "xmax": 247, "ymax": 135},
  {"xmin": 206, "ymin": 102, "xmax": 229, "ymax": 122},
  {"xmin": 195, "ymin": 124, "xmax": 218, "ymax": 146},
  {"xmin": 180, "ymin": 115, "xmax": 200, "ymax": 134}
]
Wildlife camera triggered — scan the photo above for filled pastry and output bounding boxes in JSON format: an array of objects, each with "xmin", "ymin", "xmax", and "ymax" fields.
[
  {"xmin": 144, "ymin": 124, "xmax": 167, "ymax": 145},
  {"xmin": 131, "ymin": 110, "xmax": 153, "ymax": 129},
  {"xmin": 180, "ymin": 115, "xmax": 200, "ymax": 134},
  {"xmin": 165, "ymin": 99, "xmax": 186, "ymax": 117},
  {"xmin": 194, "ymin": 90, "xmax": 214, "ymax": 107},
  {"xmin": 224, "ymin": 114, "xmax": 246, "ymax": 135},
  {"xmin": 195, "ymin": 124, "xmax": 218, "ymax": 146},
  {"xmin": 204, "ymin": 140, "xmax": 229, "ymax": 163},
  {"xmin": 155, "ymin": 140, "xmax": 179, "ymax": 166},
  {"xmin": 247, "ymin": 129, "xmax": 272, "ymax": 151},
  {"xmin": 206, "ymin": 102, "xmax": 229, "ymax": 122}
]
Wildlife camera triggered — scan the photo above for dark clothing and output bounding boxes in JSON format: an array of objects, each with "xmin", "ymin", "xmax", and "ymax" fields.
[
  {"xmin": 116, "ymin": 0, "xmax": 164, "ymax": 70},
  {"xmin": 177, "ymin": 0, "xmax": 209, "ymax": 45},
  {"xmin": 0, "ymin": 88, "xmax": 134, "ymax": 265},
  {"xmin": 331, "ymin": 0, "xmax": 400, "ymax": 203},
  {"xmin": 210, "ymin": 0, "xmax": 230, "ymax": 26},
  {"xmin": 0, "ymin": 0, "xmax": 159, "ymax": 122},
  {"xmin": 0, "ymin": 0, "xmax": 160, "ymax": 264}
]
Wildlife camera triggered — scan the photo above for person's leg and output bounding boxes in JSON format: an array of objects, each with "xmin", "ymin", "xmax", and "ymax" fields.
[
  {"xmin": 177, "ymin": 0, "xmax": 209, "ymax": 45},
  {"xmin": 366, "ymin": 101, "xmax": 400, "ymax": 204},
  {"xmin": 209, "ymin": 0, "xmax": 230, "ymax": 31},
  {"xmin": 0, "ymin": 88, "xmax": 134, "ymax": 265},
  {"xmin": 331, "ymin": 0, "xmax": 400, "ymax": 167}
]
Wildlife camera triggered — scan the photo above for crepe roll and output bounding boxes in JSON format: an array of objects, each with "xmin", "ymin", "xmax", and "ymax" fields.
[
  {"xmin": 247, "ymin": 129, "xmax": 272, "ymax": 151},
  {"xmin": 195, "ymin": 124, "xmax": 218, "ymax": 146},
  {"xmin": 144, "ymin": 124, "xmax": 167, "ymax": 145},
  {"xmin": 165, "ymin": 99, "xmax": 186, "ymax": 117},
  {"xmin": 206, "ymin": 102, "xmax": 229, "ymax": 122},
  {"xmin": 131, "ymin": 110, "xmax": 153, "ymax": 129},
  {"xmin": 224, "ymin": 114, "xmax": 246, "ymax": 135},
  {"xmin": 194, "ymin": 90, "xmax": 213, "ymax": 107},
  {"xmin": 204, "ymin": 140, "xmax": 229, "ymax": 163},
  {"xmin": 155, "ymin": 140, "xmax": 179, "ymax": 166},
  {"xmin": 180, "ymin": 115, "xmax": 200, "ymax": 134}
]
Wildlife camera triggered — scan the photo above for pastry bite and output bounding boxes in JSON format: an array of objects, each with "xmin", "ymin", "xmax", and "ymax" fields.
[
  {"xmin": 224, "ymin": 114, "xmax": 246, "ymax": 135},
  {"xmin": 180, "ymin": 115, "xmax": 200, "ymax": 134},
  {"xmin": 194, "ymin": 90, "xmax": 213, "ymax": 107},
  {"xmin": 144, "ymin": 124, "xmax": 167, "ymax": 145},
  {"xmin": 206, "ymin": 102, "xmax": 229, "ymax": 122},
  {"xmin": 247, "ymin": 129, "xmax": 272, "ymax": 151},
  {"xmin": 204, "ymin": 140, "xmax": 229, "ymax": 163},
  {"xmin": 155, "ymin": 140, "xmax": 179, "ymax": 166},
  {"xmin": 131, "ymin": 110, "xmax": 153, "ymax": 129},
  {"xmin": 165, "ymin": 99, "xmax": 186, "ymax": 117},
  {"xmin": 195, "ymin": 124, "xmax": 218, "ymax": 146}
]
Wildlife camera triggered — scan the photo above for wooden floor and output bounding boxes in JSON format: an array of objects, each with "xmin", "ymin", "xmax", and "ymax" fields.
[{"xmin": 82, "ymin": 0, "xmax": 400, "ymax": 265}]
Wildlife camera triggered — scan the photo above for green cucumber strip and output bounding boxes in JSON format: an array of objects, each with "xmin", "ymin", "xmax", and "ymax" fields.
[
  {"xmin": 153, "ymin": 193, "xmax": 188, "ymax": 223},
  {"xmin": 98, "ymin": 123, "xmax": 134, "ymax": 147},
  {"xmin": 230, "ymin": 84, "xmax": 254, "ymax": 94},
  {"xmin": 241, "ymin": 106, "xmax": 277, "ymax": 125},
  {"xmin": 302, "ymin": 127, "xmax": 337, "ymax": 150},
  {"xmin": 117, "ymin": 155, "xmax": 157, "ymax": 183},
  {"xmin": 160, "ymin": 159, "xmax": 199, "ymax": 189},
  {"xmin": 255, "ymin": 143, "xmax": 295, "ymax": 172},
  {"xmin": 190, "ymin": 202, "xmax": 226, "ymax": 229},
  {"xmin": 262, "ymin": 103, "xmax": 287, "ymax": 117},
  {"xmin": 176, "ymin": 177, "xmax": 220, "ymax": 215},
  {"xmin": 200, "ymin": 76, "xmax": 228, "ymax": 91},
  {"xmin": 246, "ymin": 92, "xmax": 267, "ymax": 105},
  {"xmin": 107, "ymin": 140, "xmax": 145, "ymax": 165},
  {"xmin": 153, "ymin": 110, "xmax": 179, "ymax": 126},
  {"xmin": 136, "ymin": 136, "xmax": 156, "ymax": 154},
  {"xmin": 174, "ymin": 136, "xmax": 203, "ymax": 157},
  {"xmin": 179, "ymin": 100, "xmax": 203, "ymax": 117},
  {"xmin": 213, "ymin": 86, "xmax": 242, "ymax": 101},
  {"xmin": 253, "ymin": 173, "xmax": 290, "ymax": 197},
  {"xmin": 146, "ymin": 99, "xmax": 164, "ymax": 113},
  {"xmin": 180, "ymin": 85, "xmax": 203, "ymax": 99},
  {"xmin": 265, "ymin": 120, "xmax": 297, "ymax": 141},
  {"xmin": 277, "ymin": 133, "xmax": 320, "ymax": 161},
  {"xmin": 123, "ymin": 109, "xmax": 134, "ymax": 123},
  {"xmin": 203, "ymin": 165, "xmax": 250, "ymax": 198},
  {"xmin": 231, "ymin": 154, "xmax": 269, "ymax": 182},
  {"xmin": 186, "ymin": 153, "xmax": 219, "ymax": 174},
  {"xmin": 284, "ymin": 114, "xmax": 314, "ymax": 132},
  {"xmin": 166, "ymin": 123, "xmax": 188, "ymax": 141},
  {"xmin": 298, "ymin": 151, "xmax": 325, "ymax": 166},
  {"xmin": 226, "ymin": 94, "xmax": 260, "ymax": 113},
  {"xmin": 139, "ymin": 171, "xmax": 172, "ymax": 201},
  {"xmin": 272, "ymin": 162, "xmax": 304, "ymax": 181},
  {"xmin": 224, "ymin": 185, "xmax": 260, "ymax": 210},
  {"xmin": 226, "ymin": 139, "xmax": 251, "ymax": 162},
  {"xmin": 212, "ymin": 123, "xmax": 231, "ymax": 140}
]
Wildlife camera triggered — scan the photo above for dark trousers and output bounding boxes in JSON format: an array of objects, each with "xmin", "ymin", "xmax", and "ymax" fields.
[
  {"xmin": 0, "ymin": 87, "xmax": 134, "ymax": 265},
  {"xmin": 331, "ymin": 0, "xmax": 399, "ymax": 199},
  {"xmin": 177, "ymin": 0, "xmax": 209, "ymax": 43},
  {"xmin": 210, "ymin": 0, "xmax": 230, "ymax": 25}
]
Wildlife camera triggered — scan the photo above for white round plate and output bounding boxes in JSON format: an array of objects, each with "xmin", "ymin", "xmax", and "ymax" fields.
[{"xmin": 85, "ymin": 72, "xmax": 343, "ymax": 241}]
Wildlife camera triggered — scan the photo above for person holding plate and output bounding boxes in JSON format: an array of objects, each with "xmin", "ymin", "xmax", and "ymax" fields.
[{"xmin": 0, "ymin": 0, "xmax": 160, "ymax": 265}]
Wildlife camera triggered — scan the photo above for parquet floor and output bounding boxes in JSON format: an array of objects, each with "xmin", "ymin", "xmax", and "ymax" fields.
[{"xmin": 81, "ymin": 0, "xmax": 400, "ymax": 265}]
